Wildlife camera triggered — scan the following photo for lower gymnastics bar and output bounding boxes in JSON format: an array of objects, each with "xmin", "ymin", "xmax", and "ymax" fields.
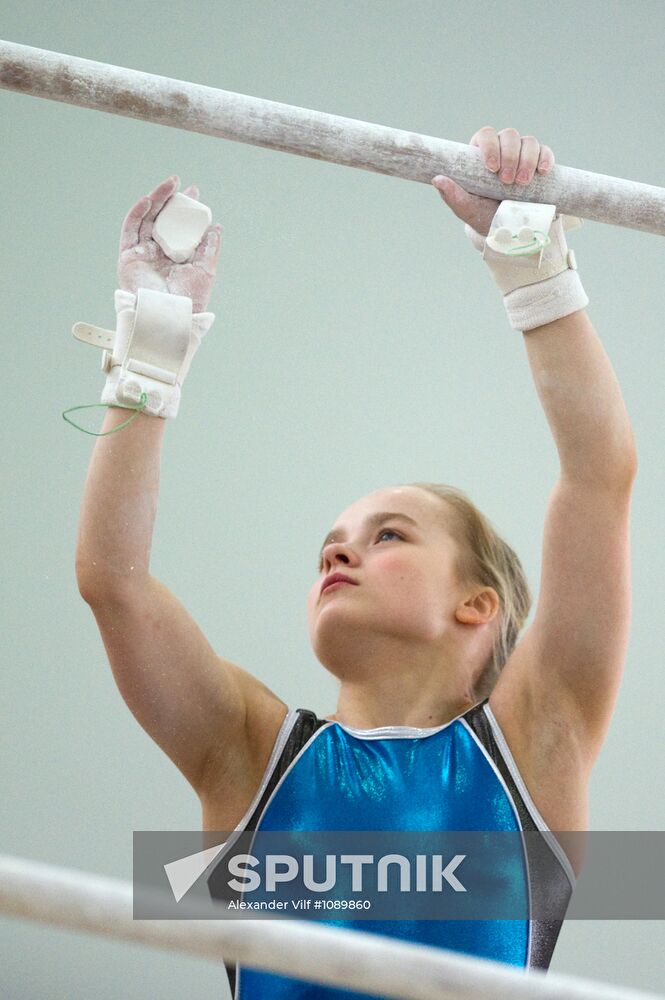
[{"xmin": 0, "ymin": 854, "xmax": 663, "ymax": 1000}]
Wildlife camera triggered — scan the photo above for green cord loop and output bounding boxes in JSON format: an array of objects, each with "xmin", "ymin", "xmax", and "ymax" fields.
[
  {"xmin": 500, "ymin": 231, "xmax": 551, "ymax": 256},
  {"xmin": 62, "ymin": 393, "xmax": 149, "ymax": 436}
]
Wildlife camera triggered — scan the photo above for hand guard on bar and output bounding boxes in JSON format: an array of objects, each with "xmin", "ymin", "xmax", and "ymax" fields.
[{"xmin": 464, "ymin": 200, "xmax": 589, "ymax": 331}]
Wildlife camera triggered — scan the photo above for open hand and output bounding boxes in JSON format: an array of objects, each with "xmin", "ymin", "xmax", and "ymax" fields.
[
  {"xmin": 432, "ymin": 126, "xmax": 555, "ymax": 236},
  {"xmin": 117, "ymin": 175, "xmax": 222, "ymax": 313}
]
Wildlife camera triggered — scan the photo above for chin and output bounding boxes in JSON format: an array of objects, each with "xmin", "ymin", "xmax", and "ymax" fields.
[{"xmin": 317, "ymin": 658, "xmax": 355, "ymax": 683}]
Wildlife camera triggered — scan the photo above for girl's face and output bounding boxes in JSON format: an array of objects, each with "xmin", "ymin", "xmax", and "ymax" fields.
[{"xmin": 306, "ymin": 486, "xmax": 467, "ymax": 669}]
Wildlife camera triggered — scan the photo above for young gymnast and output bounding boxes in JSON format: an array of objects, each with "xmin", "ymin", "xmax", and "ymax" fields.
[{"xmin": 75, "ymin": 125, "xmax": 637, "ymax": 998}]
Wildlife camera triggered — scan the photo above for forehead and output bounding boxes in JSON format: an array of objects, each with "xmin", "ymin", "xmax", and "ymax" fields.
[{"xmin": 334, "ymin": 486, "xmax": 445, "ymax": 529}]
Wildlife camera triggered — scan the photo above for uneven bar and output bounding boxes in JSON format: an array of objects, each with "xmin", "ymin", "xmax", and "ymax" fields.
[
  {"xmin": 2, "ymin": 41, "xmax": 664, "ymax": 237},
  {"xmin": 1, "ymin": 854, "xmax": 663, "ymax": 1000}
]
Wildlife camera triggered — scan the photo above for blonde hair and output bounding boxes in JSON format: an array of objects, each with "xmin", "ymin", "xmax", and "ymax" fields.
[{"xmin": 403, "ymin": 482, "xmax": 532, "ymax": 698}]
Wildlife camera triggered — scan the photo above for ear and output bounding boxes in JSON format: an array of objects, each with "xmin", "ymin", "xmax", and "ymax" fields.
[{"xmin": 455, "ymin": 587, "xmax": 500, "ymax": 625}]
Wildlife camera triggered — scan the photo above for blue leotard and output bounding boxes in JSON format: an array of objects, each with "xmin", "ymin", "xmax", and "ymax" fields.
[{"xmin": 207, "ymin": 698, "xmax": 575, "ymax": 998}]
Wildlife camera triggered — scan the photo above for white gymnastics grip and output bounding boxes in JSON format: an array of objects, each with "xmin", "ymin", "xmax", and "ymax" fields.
[
  {"xmin": 464, "ymin": 201, "xmax": 588, "ymax": 331},
  {"xmin": 152, "ymin": 192, "xmax": 213, "ymax": 263},
  {"xmin": 73, "ymin": 288, "xmax": 215, "ymax": 419}
]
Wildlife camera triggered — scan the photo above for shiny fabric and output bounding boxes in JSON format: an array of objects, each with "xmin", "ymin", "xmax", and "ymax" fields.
[{"xmin": 236, "ymin": 718, "xmax": 528, "ymax": 999}]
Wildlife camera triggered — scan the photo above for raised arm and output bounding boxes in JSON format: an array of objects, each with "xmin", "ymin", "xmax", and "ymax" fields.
[
  {"xmin": 495, "ymin": 308, "xmax": 636, "ymax": 758},
  {"xmin": 76, "ymin": 177, "xmax": 287, "ymax": 802},
  {"xmin": 433, "ymin": 128, "xmax": 637, "ymax": 791}
]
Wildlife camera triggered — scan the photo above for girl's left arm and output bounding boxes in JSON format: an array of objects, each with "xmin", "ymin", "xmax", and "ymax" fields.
[
  {"xmin": 523, "ymin": 308, "xmax": 636, "ymax": 486},
  {"xmin": 496, "ymin": 306, "xmax": 637, "ymax": 765},
  {"xmin": 434, "ymin": 128, "xmax": 637, "ymax": 767}
]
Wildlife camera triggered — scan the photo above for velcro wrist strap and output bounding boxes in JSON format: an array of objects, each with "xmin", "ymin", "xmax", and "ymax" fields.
[
  {"xmin": 101, "ymin": 288, "xmax": 194, "ymax": 418},
  {"xmin": 73, "ymin": 288, "xmax": 215, "ymax": 420},
  {"xmin": 115, "ymin": 288, "xmax": 192, "ymax": 385}
]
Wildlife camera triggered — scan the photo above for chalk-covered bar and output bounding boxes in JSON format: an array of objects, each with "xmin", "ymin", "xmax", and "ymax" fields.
[{"xmin": 1, "ymin": 39, "xmax": 664, "ymax": 237}]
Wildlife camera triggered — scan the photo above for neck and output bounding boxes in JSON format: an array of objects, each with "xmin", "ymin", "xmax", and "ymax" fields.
[
  {"xmin": 318, "ymin": 613, "xmax": 497, "ymax": 728},
  {"xmin": 326, "ymin": 644, "xmax": 479, "ymax": 729}
]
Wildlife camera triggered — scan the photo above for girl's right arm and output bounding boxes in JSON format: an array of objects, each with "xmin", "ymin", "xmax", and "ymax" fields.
[
  {"xmin": 76, "ymin": 406, "xmax": 288, "ymax": 802},
  {"xmin": 74, "ymin": 178, "xmax": 288, "ymax": 803}
]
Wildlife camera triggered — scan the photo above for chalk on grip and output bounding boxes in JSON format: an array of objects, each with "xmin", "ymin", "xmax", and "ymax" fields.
[{"xmin": 152, "ymin": 192, "xmax": 213, "ymax": 263}]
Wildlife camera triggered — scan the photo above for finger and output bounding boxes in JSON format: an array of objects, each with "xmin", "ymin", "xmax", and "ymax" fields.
[
  {"xmin": 432, "ymin": 175, "xmax": 456, "ymax": 198},
  {"xmin": 537, "ymin": 144, "xmax": 555, "ymax": 174},
  {"xmin": 515, "ymin": 135, "xmax": 541, "ymax": 185},
  {"xmin": 432, "ymin": 176, "xmax": 462, "ymax": 218},
  {"xmin": 182, "ymin": 184, "xmax": 199, "ymax": 199},
  {"xmin": 497, "ymin": 128, "xmax": 523, "ymax": 183},
  {"xmin": 144, "ymin": 174, "xmax": 180, "ymax": 208},
  {"xmin": 119, "ymin": 196, "xmax": 151, "ymax": 252},
  {"xmin": 432, "ymin": 175, "xmax": 498, "ymax": 236},
  {"xmin": 469, "ymin": 125, "xmax": 501, "ymax": 172},
  {"xmin": 140, "ymin": 175, "xmax": 180, "ymax": 242},
  {"xmin": 192, "ymin": 224, "xmax": 223, "ymax": 274}
]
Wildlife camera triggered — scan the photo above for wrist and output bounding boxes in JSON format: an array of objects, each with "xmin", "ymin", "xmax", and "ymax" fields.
[
  {"xmin": 504, "ymin": 268, "xmax": 589, "ymax": 332},
  {"xmin": 97, "ymin": 288, "xmax": 215, "ymax": 420},
  {"xmin": 465, "ymin": 201, "xmax": 588, "ymax": 332}
]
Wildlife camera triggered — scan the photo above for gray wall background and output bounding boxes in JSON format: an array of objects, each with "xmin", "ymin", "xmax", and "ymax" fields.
[{"xmin": 1, "ymin": 1, "xmax": 663, "ymax": 996}]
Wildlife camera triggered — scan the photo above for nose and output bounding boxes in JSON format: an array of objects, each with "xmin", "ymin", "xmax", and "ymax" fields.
[{"xmin": 320, "ymin": 540, "xmax": 358, "ymax": 573}]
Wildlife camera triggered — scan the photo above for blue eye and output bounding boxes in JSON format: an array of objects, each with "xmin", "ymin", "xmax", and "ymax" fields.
[
  {"xmin": 377, "ymin": 528, "xmax": 402, "ymax": 543},
  {"xmin": 317, "ymin": 529, "xmax": 403, "ymax": 572}
]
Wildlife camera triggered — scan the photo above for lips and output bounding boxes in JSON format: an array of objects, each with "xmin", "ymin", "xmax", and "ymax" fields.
[{"xmin": 320, "ymin": 572, "xmax": 358, "ymax": 596}]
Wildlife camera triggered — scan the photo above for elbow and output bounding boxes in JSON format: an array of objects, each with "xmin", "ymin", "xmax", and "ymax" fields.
[
  {"xmin": 603, "ymin": 453, "xmax": 638, "ymax": 495},
  {"xmin": 626, "ymin": 450, "xmax": 638, "ymax": 487},
  {"xmin": 76, "ymin": 569, "xmax": 102, "ymax": 606},
  {"xmin": 76, "ymin": 560, "xmax": 149, "ymax": 605},
  {"xmin": 609, "ymin": 452, "xmax": 638, "ymax": 496},
  {"xmin": 607, "ymin": 423, "xmax": 638, "ymax": 492},
  {"xmin": 75, "ymin": 559, "xmax": 118, "ymax": 605},
  {"xmin": 599, "ymin": 427, "xmax": 639, "ymax": 493},
  {"xmin": 75, "ymin": 557, "xmax": 94, "ymax": 603},
  {"xmin": 619, "ymin": 438, "xmax": 639, "ymax": 490},
  {"xmin": 562, "ymin": 447, "xmax": 637, "ymax": 495}
]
